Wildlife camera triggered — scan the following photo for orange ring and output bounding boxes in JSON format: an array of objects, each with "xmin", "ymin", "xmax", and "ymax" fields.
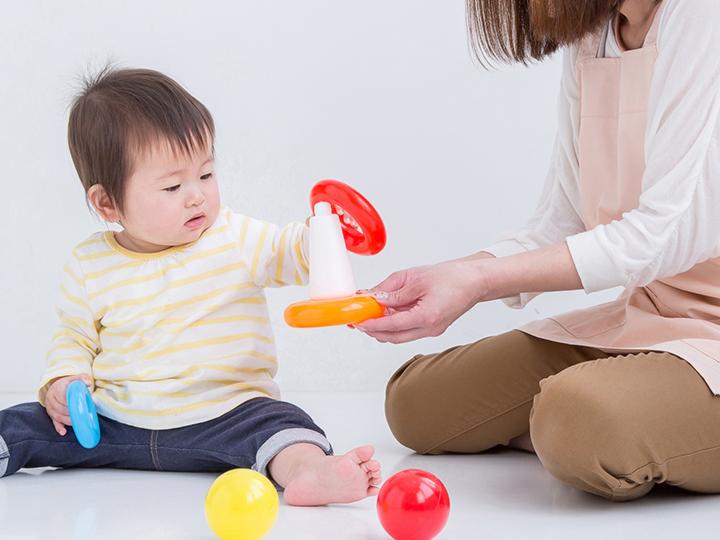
[{"xmin": 284, "ymin": 295, "xmax": 384, "ymax": 328}]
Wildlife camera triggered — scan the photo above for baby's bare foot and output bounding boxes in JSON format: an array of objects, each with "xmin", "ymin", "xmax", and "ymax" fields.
[{"xmin": 283, "ymin": 445, "xmax": 382, "ymax": 506}]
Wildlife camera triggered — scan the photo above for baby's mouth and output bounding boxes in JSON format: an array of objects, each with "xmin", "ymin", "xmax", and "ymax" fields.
[{"xmin": 185, "ymin": 213, "xmax": 206, "ymax": 228}]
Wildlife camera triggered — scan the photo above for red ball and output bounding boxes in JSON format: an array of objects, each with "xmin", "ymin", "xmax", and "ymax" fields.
[{"xmin": 376, "ymin": 469, "xmax": 450, "ymax": 540}]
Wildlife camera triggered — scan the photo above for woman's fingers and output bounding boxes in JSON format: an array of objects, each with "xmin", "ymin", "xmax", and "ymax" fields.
[
  {"xmin": 358, "ymin": 308, "xmax": 423, "ymax": 334},
  {"xmin": 360, "ymin": 327, "xmax": 435, "ymax": 344},
  {"xmin": 372, "ymin": 280, "xmax": 425, "ymax": 310},
  {"xmin": 369, "ymin": 270, "xmax": 408, "ymax": 295}
]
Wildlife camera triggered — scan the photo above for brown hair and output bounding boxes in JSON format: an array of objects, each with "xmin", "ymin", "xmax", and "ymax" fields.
[
  {"xmin": 67, "ymin": 66, "xmax": 215, "ymax": 212},
  {"xmin": 466, "ymin": 0, "xmax": 622, "ymax": 65}
]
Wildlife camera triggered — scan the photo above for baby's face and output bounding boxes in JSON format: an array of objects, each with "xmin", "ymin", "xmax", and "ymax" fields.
[{"xmin": 118, "ymin": 139, "xmax": 220, "ymax": 251}]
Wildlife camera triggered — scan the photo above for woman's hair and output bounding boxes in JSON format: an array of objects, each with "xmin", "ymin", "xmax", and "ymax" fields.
[
  {"xmin": 466, "ymin": 0, "xmax": 623, "ymax": 65},
  {"xmin": 67, "ymin": 66, "xmax": 215, "ymax": 212}
]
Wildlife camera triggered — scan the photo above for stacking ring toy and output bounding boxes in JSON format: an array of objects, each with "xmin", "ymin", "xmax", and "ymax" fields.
[
  {"xmin": 285, "ymin": 180, "xmax": 387, "ymax": 328},
  {"xmin": 66, "ymin": 380, "xmax": 101, "ymax": 449},
  {"xmin": 284, "ymin": 294, "xmax": 384, "ymax": 328},
  {"xmin": 310, "ymin": 179, "xmax": 386, "ymax": 256}
]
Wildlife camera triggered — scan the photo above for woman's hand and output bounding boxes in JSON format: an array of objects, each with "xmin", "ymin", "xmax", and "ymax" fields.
[
  {"xmin": 356, "ymin": 254, "xmax": 493, "ymax": 343},
  {"xmin": 357, "ymin": 242, "xmax": 582, "ymax": 344},
  {"xmin": 44, "ymin": 374, "xmax": 94, "ymax": 436}
]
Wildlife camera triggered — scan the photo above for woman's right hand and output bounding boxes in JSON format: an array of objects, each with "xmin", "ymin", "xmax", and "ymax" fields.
[
  {"xmin": 356, "ymin": 254, "xmax": 495, "ymax": 344},
  {"xmin": 44, "ymin": 374, "xmax": 94, "ymax": 436}
]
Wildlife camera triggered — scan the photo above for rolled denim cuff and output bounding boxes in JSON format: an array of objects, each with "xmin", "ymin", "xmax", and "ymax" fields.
[
  {"xmin": 253, "ymin": 428, "xmax": 333, "ymax": 489},
  {"xmin": 0, "ymin": 434, "xmax": 9, "ymax": 478}
]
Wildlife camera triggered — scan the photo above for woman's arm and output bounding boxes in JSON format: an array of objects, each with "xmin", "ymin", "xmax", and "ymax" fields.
[
  {"xmin": 565, "ymin": 0, "xmax": 720, "ymax": 293},
  {"xmin": 482, "ymin": 44, "xmax": 585, "ymax": 308},
  {"xmin": 358, "ymin": 242, "xmax": 580, "ymax": 343},
  {"xmin": 360, "ymin": 1, "xmax": 720, "ymax": 344},
  {"xmin": 485, "ymin": 242, "xmax": 582, "ymax": 300}
]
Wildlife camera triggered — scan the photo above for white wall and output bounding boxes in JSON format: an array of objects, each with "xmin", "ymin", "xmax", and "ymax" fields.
[{"xmin": 0, "ymin": 1, "xmax": 617, "ymax": 394}]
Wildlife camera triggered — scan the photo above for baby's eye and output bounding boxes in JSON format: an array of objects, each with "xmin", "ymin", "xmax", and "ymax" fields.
[
  {"xmin": 164, "ymin": 184, "xmax": 181, "ymax": 192},
  {"xmin": 201, "ymin": 173, "xmax": 213, "ymax": 181}
]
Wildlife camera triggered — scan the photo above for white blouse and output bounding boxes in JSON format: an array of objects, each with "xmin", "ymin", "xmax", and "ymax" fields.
[{"xmin": 484, "ymin": 0, "xmax": 720, "ymax": 308}]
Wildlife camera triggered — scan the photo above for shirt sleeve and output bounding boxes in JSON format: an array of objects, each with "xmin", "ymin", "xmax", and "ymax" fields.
[
  {"xmin": 38, "ymin": 251, "xmax": 99, "ymax": 405},
  {"xmin": 239, "ymin": 215, "xmax": 310, "ymax": 288},
  {"xmin": 483, "ymin": 44, "xmax": 586, "ymax": 308},
  {"xmin": 565, "ymin": 0, "xmax": 720, "ymax": 293}
]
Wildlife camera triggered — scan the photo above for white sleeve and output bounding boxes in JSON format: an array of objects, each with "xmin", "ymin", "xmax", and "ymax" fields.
[
  {"xmin": 484, "ymin": 45, "xmax": 586, "ymax": 308},
  {"xmin": 239, "ymin": 216, "xmax": 310, "ymax": 288},
  {"xmin": 565, "ymin": 0, "xmax": 720, "ymax": 293}
]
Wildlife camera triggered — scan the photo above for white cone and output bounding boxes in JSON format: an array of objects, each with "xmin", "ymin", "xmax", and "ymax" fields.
[{"xmin": 309, "ymin": 202, "xmax": 356, "ymax": 300}]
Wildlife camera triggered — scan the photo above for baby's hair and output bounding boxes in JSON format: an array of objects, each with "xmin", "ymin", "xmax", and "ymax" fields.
[{"xmin": 67, "ymin": 65, "xmax": 215, "ymax": 212}]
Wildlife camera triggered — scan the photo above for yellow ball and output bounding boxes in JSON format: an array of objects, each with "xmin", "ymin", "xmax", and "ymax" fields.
[{"xmin": 205, "ymin": 469, "xmax": 279, "ymax": 540}]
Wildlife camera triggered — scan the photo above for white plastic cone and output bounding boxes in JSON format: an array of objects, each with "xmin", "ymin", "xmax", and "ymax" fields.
[{"xmin": 309, "ymin": 202, "xmax": 357, "ymax": 299}]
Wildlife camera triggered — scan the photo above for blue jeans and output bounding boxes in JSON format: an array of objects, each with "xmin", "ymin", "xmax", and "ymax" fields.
[{"xmin": 0, "ymin": 397, "xmax": 332, "ymax": 484}]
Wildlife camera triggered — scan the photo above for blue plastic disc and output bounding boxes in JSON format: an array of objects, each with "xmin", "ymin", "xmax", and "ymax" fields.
[{"xmin": 66, "ymin": 380, "xmax": 101, "ymax": 449}]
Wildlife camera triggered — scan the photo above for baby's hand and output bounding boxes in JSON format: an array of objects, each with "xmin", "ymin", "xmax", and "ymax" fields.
[{"xmin": 44, "ymin": 374, "xmax": 94, "ymax": 436}]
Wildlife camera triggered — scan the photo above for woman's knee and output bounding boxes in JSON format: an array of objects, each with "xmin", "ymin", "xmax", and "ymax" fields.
[
  {"xmin": 385, "ymin": 331, "xmax": 550, "ymax": 454},
  {"xmin": 529, "ymin": 367, "xmax": 648, "ymax": 501},
  {"xmin": 385, "ymin": 354, "xmax": 441, "ymax": 453}
]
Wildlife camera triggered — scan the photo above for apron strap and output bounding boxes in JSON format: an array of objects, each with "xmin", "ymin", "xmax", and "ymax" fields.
[
  {"xmin": 577, "ymin": 27, "xmax": 604, "ymax": 62},
  {"xmin": 643, "ymin": 1, "xmax": 667, "ymax": 48}
]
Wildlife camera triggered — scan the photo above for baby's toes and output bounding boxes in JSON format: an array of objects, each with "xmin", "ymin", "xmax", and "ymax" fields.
[
  {"xmin": 351, "ymin": 445, "xmax": 375, "ymax": 463},
  {"xmin": 364, "ymin": 459, "xmax": 381, "ymax": 473}
]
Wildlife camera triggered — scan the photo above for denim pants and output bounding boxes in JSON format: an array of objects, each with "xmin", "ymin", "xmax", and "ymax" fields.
[{"xmin": 0, "ymin": 397, "xmax": 332, "ymax": 484}]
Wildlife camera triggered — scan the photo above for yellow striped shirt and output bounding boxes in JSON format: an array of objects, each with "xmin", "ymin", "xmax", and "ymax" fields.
[{"xmin": 38, "ymin": 207, "xmax": 309, "ymax": 429}]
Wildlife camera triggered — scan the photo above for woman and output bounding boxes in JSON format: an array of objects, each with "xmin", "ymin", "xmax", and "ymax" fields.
[{"xmin": 358, "ymin": 0, "xmax": 720, "ymax": 501}]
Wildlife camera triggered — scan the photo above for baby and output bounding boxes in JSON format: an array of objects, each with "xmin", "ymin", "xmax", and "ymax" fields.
[{"xmin": 0, "ymin": 67, "xmax": 381, "ymax": 506}]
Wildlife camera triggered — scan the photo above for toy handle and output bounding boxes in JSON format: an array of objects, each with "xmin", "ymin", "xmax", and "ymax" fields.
[
  {"xmin": 66, "ymin": 380, "xmax": 101, "ymax": 449},
  {"xmin": 310, "ymin": 180, "xmax": 386, "ymax": 255}
]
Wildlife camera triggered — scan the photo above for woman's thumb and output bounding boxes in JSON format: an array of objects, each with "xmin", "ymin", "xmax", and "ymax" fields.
[{"xmin": 370, "ymin": 286, "xmax": 415, "ymax": 308}]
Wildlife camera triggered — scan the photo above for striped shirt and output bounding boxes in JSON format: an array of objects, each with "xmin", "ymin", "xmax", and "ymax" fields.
[{"xmin": 38, "ymin": 207, "xmax": 309, "ymax": 429}]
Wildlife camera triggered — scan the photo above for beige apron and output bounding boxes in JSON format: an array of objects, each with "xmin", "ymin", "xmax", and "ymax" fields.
[{"xmin": 520, "ymin": 1, "xmax": 720, "ymax": 395}]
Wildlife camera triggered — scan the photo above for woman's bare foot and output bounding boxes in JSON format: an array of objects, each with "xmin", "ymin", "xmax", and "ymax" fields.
[{"xmin": 271, "ymin": 444, "xmax": 382, "ymax": 506}]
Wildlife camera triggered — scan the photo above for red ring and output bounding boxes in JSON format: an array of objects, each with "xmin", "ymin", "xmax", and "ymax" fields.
[{"xmin": 310, "ymin": 179, "xmax": 386, "ymax": 255}]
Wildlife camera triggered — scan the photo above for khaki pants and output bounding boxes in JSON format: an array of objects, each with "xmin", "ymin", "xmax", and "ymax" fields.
[{"xmin": 385, "ymin": 330, "xmax": 720, "ymax": 501}]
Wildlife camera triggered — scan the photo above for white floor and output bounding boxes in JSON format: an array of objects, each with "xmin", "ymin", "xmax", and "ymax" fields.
[{"xmin": 0, "ymin": 392, "xmax": 717, "ymax": 540}]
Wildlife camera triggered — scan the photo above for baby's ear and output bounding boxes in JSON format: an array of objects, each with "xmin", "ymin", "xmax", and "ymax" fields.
[{"xmin": 87, "ymin": 184, "xmax": 121, "ymax": 223}]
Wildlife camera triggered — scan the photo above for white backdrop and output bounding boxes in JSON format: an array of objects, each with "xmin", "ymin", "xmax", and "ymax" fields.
[{"xmin": 0, "ymin": 1, "xmax": 617, "ymax": 394}]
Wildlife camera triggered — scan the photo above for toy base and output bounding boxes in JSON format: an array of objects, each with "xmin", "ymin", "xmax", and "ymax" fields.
[{"xmin": 284, "ymin": 294, "xmax": 384, "ymax": 328}]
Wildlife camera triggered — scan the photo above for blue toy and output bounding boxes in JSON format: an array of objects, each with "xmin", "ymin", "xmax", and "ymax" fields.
[{"xmin": 66, "ymin": 380, "xmax": 101, "ymax": 449}]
